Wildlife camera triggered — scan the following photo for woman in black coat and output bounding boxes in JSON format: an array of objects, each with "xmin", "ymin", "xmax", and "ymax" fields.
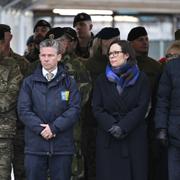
[{"xmin": 93, "ymin": 40, "xmax": 150, "ymax": 180}]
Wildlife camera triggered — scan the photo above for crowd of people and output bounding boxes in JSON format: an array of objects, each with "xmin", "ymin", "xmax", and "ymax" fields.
[{"xmin": 0, "ymin": 12, "xmax": 180, "ymax": 180}]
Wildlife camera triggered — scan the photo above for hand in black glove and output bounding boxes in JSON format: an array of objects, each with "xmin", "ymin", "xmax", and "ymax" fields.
[
  {"xmin": 156, "ymin": 128, "xmax": 168, "ymax": 147},
  {"xmin": 108, "ymin": 125, "xmax": 122, "ymax": 139}
]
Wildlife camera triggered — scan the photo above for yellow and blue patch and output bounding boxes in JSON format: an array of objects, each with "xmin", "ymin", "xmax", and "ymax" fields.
[{"xmin": 61, "ymin": 91, "xmax": 70, "ymax": 101}]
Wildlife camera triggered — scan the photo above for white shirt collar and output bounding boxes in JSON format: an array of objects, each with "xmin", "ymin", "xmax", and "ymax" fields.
[{"xmin": 42, "ymin": 67, "xmax": 58, "ymax": 81}]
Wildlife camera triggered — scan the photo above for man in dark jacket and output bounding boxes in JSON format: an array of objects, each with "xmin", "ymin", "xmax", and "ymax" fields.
[
  {"xmin": 127, "ymin": 26, "xmax": 164, "ymax": 180},
  {"xmin": 154, "ymin": 58, "xmax": 180, "ymax": 180},
  {"xmin": 17, "ymin": 38, "xmax": 81, "ymax": 180}
]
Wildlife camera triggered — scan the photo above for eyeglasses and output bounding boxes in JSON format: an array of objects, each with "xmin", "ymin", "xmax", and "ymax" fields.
[
  {"xmin": 165, "ymin": 54, "xmax": 180, "ymax": 60},
  {"xmin": 108, "ymin": 51, "xmax": 123, "ymax": 57}
]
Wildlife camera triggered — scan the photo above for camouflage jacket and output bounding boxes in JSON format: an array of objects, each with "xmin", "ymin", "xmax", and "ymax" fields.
[
  {"xmin": 0, "ymin": 55, "xmax": 23, "ymax": 138},
  {"xmin": 62, "ymin": 53, "xmax": 92, "ymax": 107},
  {"xmin": 75, "ymin": 33, "xmax": 94, "ymax": 59},
  {"xmin": 10, "ymin": 49, "xmax": 30, "ymax": 76}
]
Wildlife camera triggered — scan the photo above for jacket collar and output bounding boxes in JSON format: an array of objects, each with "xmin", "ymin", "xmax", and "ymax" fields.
[{"xmin": 32, "ymin": 63, "xmax": 67, "ymax": 84}]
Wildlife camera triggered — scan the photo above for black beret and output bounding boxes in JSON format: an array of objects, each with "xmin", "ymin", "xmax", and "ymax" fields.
[
  {"xmin": 26, "ymin": 35, "xmax": 34, "ymax": 45},
  {"xmin": 0, "ymin": 24, "xmax": 11, "ymax": 40},
  {"xmin": 33, "ymin": 20, "xmax": 51, "ymax": 32},
  {"xmin": 73, "ymin": 13, "xmax": 91, "ymax": 27},
  {"xmin": 45, "ymin": 27, "xmax": 64, "ymax": 40},
  {"xmin": 63, "ymin": 27, "xmax": 77, "ymax": 41},
  {"xmin": 175, "ymin": 29, "xmax": 180, "ymax": 40},
  {"xmin": 127, "ymin": 26, "xmax": 147, "ymax": 41},
  {"xmin": 95, "ymin": 27, "xmax": 120, "ymax": 40}
]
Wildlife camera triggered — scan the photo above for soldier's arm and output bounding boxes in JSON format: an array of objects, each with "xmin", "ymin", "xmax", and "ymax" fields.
[{"xmin": 0, "ymin": 64, "xmax": 23, "ymax": 112}]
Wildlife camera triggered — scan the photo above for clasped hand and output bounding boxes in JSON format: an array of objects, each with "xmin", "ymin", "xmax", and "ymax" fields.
[
  {"xmin": 108, "ymin": 125, "xmax": 122, "ymax": 139},
  {"xmin": 40, "ymin": 124, "xmax": 55, "ymax": 140}
]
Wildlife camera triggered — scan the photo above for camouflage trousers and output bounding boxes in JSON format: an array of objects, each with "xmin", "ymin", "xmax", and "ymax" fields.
[
  {"xmin": 71, "ymin": 120, "xmax": 84, "ymax": 180},
  {"xmin": 12, "ymin": 130, "xmax": 26, "ymax": 180},
  {"xmin": 0, "ymin": 138, "xmax": 13, "ymax": 180}
]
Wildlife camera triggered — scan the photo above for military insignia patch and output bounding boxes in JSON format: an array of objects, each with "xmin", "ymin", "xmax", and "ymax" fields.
[{"xmin": 49, "ymin": 34, "xmax": 54, "ymax": 40}]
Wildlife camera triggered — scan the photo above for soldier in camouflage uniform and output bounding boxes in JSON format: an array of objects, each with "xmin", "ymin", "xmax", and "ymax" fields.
[
  {"xmin": 73, "ymin": 13, "xmax": 94, "ymax": 59},
  {"xmin": 61, "ymin": 27, "xmax": 92, "ymax": 180},
  {"xmin": 0, "ymin": 24, "xmax": 23, "ymax": 180},
  {"xmin": 127, "ymin": 26, "xmax": 164, "ymax": 180},
  {"xmin": 0, "ymin": 58, "xmax": 22, "ymax": 180},
  {"xmin": 46, "ymin": 27, "xmax": 92, "ymax": 179},
  {"xmin": 0, "ymin": 24, "xmax": 30, "ymax": 180}
]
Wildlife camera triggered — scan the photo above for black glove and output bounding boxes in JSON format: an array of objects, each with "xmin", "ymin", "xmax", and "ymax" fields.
[
  {"xmin": 108, "ymin": 125, "xmax": 123, "ymax": 139},
  {"xmin": 156, "ymin": 128, "xmax": 168, "ymax": 147}
]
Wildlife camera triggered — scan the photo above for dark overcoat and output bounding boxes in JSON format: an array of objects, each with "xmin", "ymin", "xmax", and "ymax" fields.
[
  {"xmin": 93, "ymin": 71, "xmax": 150, "ymax": 180},
  {"xmin": 155, "ymin": 58, "xmax": 180, "ymax": 147}
]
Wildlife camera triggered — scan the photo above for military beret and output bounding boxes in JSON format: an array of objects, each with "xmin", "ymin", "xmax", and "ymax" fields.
[
  {"xmin": 63, "ymin": 27, "xmax": 77, "ymax": 41},
  {"xmin": 127, "ymin": 26, "xmax": 147, "ymax": 41},
  {"xmin": 33, "ymin": 19, "xmax": 51, "ymax": 32},
  {"xmin": 45, "ymin": 27, "xmax": 64, "ymax": 40},
  {"xmin": 0, "ymin": 24, "xmax": 11, "ymax": 40},
  {"xmin": 175, "ymin": 29, "xmax": 180, "ymax": 40},
  {"xmin": 73, "ymin": 13, "xmax": 91, "ymax": 27},
  {"xmin": 26, "ymin": 35, "xmax": 34, "ymax": 45},
  {"xmin": 95, "ymin": 27, "xmax": 120, "ymax": 40}
]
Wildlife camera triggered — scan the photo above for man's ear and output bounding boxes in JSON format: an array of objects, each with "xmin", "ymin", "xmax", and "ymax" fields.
[
  {"xmin": 57, "ymin": 54, "xmax": 62, "ymax": 62},
  {"xmin": 10, "ymin": 34, "xmax": 13, "ymax": 41},
  {"xmin": 89, "ymin": 23, "xmax": 93, "ymax": 31}
]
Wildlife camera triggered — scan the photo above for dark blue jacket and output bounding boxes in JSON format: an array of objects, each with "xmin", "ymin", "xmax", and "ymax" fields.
[
  {"xmin": 17, "ymin": 64, "xmax": 81, "ymax": 155},
  {"xmin": 155, "ymin": 58, "xmax": 180, "ymax": 147}
]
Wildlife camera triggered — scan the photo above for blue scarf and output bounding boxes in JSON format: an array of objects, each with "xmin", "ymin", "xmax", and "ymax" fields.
[{"xmin": 106, "ymin": 64, "xmax": 139, "ymax": 94}]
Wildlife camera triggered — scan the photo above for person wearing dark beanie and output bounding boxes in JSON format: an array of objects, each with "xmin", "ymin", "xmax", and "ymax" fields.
[{"xmin": 127, "ymin": 26, "xmax": 166, "ymax": 180}]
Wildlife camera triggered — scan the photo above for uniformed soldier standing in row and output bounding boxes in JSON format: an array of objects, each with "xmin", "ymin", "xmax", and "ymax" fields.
[
  {"xmin": 0, "ymin": 23, "xmax": 30, "ymax": 180},
  {"xmin": 127, "ymin": 26, "xmax": 164, "ymax": 180},
  {"xmin": 25, "ymin": 19, "xmax": 51, "ymax": 63},
  {"xmin": 0, "ymin": 24, "xmax": 23, "ymax": 180},
  {"xmin": 73, "ymin": 13, "xmax": 94, "ymax": 59}
]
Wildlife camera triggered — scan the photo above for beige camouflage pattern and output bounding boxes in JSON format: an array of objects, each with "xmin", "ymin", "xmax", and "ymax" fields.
[
  {"xmin": 0, "ymin": 139, "xmax": 13, "ymax": 180},
  {"xmin": 0, "ymin": 55, "xmax": 23, "ymax": 179},
  {"xmin": 10, "ymin": 50, "xmax": 30, "ymax": 180},
  {"xmin": 10, "ymin": 49, "xmax": 30, "ymax": 76},
  {"xmin": 62, "ymin": 53, "xmax": 92, "ymax": 106},
  {"xmin": 62, "ymin": 53, "xmax": 92, "ymax": 179}
]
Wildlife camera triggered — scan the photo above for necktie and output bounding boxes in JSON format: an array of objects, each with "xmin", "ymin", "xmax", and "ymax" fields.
[{"xmin": 46, "ymin": 72, "xmax": 54, "ymax": 81}]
